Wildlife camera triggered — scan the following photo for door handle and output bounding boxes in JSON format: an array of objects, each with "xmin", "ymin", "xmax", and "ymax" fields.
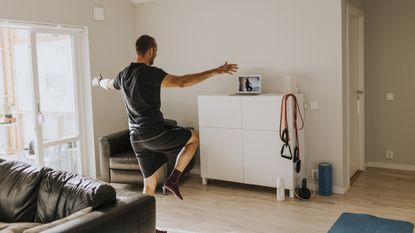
[
  {"xmin": 38, "ymin": 112, "xmax": 44, "ymax": 124},
  {"xmin": 37, "ymin": 103, "xmax": 44, "ymax": 124},
  {"xmin": 356, "ymin": 90, "xmax": 364, "ymax": 100}
]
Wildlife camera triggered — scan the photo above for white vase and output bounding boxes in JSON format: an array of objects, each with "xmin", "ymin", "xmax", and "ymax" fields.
[
  {"xmin": 276, "ymin": 177, "xmax": 285, "ymax": 201},
  {"xmin": 283, "ymin": 74, "xmax": 299, "ymax": 94}
]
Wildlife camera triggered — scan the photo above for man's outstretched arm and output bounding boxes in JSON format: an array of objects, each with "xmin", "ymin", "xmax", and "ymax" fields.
[
  {"xmin": 92, "ymin": 75, "xmax": 116, "ymax": 90},
  {"xmin": 161, "ymin": 62, "xmax": 238, "ymax": 88}
]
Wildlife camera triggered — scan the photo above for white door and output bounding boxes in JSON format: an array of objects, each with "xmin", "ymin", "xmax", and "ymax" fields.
[
  {"xmin": 31, "ymin": 32, "xmax": 83, "ymax": 174},
  {"xmin": 347, "ymin": 5, "xmax": 365, "ymax": 179}
]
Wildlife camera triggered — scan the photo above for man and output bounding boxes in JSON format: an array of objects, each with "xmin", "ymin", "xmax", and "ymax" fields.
[
  {"xmin": 94, "ymin": 34, "xmax": 238, "ymax": 208},
  {"xmin": 245, "ymin": 77, "xmax": 253, "ymax": 92}
]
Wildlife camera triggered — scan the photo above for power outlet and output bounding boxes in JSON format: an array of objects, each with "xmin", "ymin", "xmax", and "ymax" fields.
[
  {"xmin": 385, "ymin": 150, "xmax": 394, "ymax": 160},
  {"xmin": 311, "ymin": 169, "xmax": 319, "ymax": 181}
]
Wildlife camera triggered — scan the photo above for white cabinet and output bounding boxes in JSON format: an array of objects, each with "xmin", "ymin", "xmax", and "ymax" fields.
[{"xmin": 198, "ymin": 94, "xmax": 305, "ymax": 198}]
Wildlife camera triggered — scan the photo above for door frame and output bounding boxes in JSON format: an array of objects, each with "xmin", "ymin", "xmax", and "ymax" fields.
[
  {"xmin": 0, "ymin": 19, "xmax": 95, "ymax": 177},
  {"xmin": 346, "ymin": 4, "xmax": 365, "ymax": 184},
  {"xmin": 30, "ymin": 30, "xmax": 84, "ymax": 174}
]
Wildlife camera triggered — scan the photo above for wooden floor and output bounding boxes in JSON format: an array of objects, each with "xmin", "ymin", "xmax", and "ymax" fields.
[{"xmin": 116, "ymin": 168, "xmax": 415, "ymax": 233}]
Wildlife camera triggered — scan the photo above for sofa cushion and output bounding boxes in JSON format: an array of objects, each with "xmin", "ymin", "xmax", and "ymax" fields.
[
  {"xmin": 109, "ymin": 153, "xmax": 139, "ymax": 170},
  {"xmin": 110, "ymin": 169, "xmax": 144, "ymax": 184},
  {"xmin": 34, "ymin": 170, "xmax": 116, "ymax": 223},
  {"xmin": 24, "ymin": 207, "xmax": 92, "ymax": 233},
  {"xmin": 0, "ymin": 160, "xmax": 47, "ymax": 222},
  {"xmin": 0, "ymin": 222, "xmax": 41, "ymax": 233}
]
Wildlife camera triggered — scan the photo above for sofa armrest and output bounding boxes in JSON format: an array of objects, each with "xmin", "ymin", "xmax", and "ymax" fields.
[
  {"xmin": 99, "ymin": 129, "xmax": 132, "ymax": 182},
  {"xmin": 42, "ymin": 194, "xmax": 156, "ymax": 233}
]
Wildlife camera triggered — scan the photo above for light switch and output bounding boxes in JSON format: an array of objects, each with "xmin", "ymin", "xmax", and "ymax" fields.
[
  {"xmin": 94, "ymin": 7, "xmax": 105, "ymax": 21},
  {"xmin": 310, "ymin": 101, "xmax": 319, "ymax": 110},
  {"xmin": 386, "ymin": 93, "xmax": 394, "ymax": 101}
]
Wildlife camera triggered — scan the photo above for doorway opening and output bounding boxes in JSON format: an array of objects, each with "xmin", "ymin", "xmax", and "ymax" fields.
[{"xmin": 346, "ymin": 4, "xmax": 366, "ymax": 184}]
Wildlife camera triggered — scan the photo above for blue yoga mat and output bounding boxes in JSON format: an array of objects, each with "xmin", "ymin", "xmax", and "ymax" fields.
[{"xmin": 328, "ymin": 213, "xmax": 414, "ymax": 233}]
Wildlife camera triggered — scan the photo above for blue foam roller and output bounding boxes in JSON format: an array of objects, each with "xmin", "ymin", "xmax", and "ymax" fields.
[{"xmin": 319, "ymin": 163, "xmax": 332, "ymax": 196}]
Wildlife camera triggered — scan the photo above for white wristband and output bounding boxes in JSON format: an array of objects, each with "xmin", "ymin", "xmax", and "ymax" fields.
[{"xmin": 99, "ymin": 79, "xmax": 110, "ymax": 90}]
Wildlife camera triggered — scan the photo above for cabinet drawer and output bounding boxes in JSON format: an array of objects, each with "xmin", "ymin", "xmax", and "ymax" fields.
[
  {"xmin": 242, "ymin": 95, "xmax": 304, "ymax": 131},
  {"xmin": 242, "ymin": 96, "xmax": 282, "ymax": 130},
  {"xmin": 198, "ymin": 96, "xmax": 241, "ymax": 128},
  {"xmin": 200, "ymin": 127, "xmax": 243, "ymax": 183}
]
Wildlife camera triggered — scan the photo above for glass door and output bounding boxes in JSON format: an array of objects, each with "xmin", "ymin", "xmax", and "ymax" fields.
[
  {"xmin": 0, "ymin": 23, "xmax": 86, "ymax": 175},
  {"xmin": 31, "ymin": 32, "xmax": 82, "ymax": 173},
  {"xmin": 0, "ymin": 28, "xmax": 36, "ymax": 163}
]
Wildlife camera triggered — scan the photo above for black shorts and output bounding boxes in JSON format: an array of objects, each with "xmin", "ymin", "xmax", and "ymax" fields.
[{"xmin": 130, "ymin": 125, "xmax": 192, "ymax": 178}]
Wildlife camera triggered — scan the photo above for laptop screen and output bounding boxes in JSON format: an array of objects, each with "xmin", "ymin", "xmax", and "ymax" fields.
[{"xmin": 237, "ymin": 75, "xmax": 262, "ymax": 94}]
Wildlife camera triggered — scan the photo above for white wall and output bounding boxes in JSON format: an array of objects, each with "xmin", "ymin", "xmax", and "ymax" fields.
[
  {"xmin": 135, "ymin": 0, "xmax": 347, "ymax": 192},
  {"xmin": 365, "ymin": 0, "xmax": 415, "ymax": 170},
  {"xmin": 0, "ymin": 0, "xmax": 135, "ymax": 177}
]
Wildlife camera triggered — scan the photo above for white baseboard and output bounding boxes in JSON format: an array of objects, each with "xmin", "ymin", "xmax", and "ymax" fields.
[
  {"xmin": 194, "ymin": 175, "xmax": 349, "ymax": 195},
  {"xmin": 307, "ymin": 183, "xmax": 348, "ymax": 195},
  {"xmin": 366, "ymin": 161, "xmax": 415, "ymax": 172},
  {"xmin": 333, "ymin": 185, "xmax": 348, "ymax": 194}
]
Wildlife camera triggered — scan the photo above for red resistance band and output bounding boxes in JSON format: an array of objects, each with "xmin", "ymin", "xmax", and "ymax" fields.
[{"xmin": 279, "ymin": 94, "xmax": 304, "ymax": 173}]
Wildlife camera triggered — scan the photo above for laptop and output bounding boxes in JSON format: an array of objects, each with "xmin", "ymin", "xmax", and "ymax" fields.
[{"xmin": 233, "ymin": 75, "xmax": 262, "ymax": 95}]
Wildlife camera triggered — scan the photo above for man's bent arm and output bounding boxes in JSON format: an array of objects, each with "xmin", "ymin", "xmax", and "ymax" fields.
[{"xmin": 161, "ymin": 62, "xmax": 238, "ymax": 88}]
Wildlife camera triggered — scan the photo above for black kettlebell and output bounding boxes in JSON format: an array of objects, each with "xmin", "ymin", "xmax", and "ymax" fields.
[{"xmin": 298, "ymin": 178, "xmax": 311, "ymax": 200}]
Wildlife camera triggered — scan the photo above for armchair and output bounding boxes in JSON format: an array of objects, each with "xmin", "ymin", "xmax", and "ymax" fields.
[{"xmin": 99, "ymin": 119, "xmax": 194, "ymax": 189}]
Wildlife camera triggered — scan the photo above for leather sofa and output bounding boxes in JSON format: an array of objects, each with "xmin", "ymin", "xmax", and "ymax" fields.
[
  {"xmin": 0, "ymin": 158, "xmax": 155, "ymax": 233},
  {"xmin": 99, "ymin": 119, "xmax": 194, "ymax": 186}
]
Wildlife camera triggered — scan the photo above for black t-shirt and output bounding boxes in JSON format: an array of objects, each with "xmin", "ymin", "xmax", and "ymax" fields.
[{"xmin": 113, "ymin": 63, "xmax": 168, "ymax": 138}]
